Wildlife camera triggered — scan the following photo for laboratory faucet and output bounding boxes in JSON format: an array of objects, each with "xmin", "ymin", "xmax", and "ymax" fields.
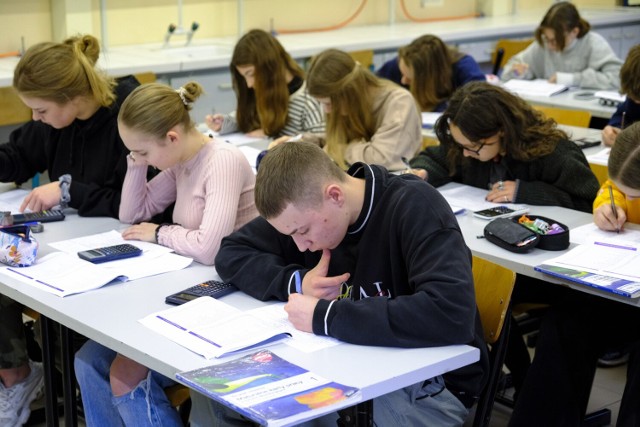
[{"xmin": 163, "ymin": 21, "xmax": 200, "ymax": 48}]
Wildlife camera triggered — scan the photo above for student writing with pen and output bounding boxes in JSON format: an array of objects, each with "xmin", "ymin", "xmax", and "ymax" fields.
[
  {"xmin": 501, "ymin": 2, "xmax": 622, "ymax": 89},
  {"xmin": 509, "ymin": 122, "xmax": 640, "ymax": 427},
  {"xmin": 409, "ymin": 81, "xmax": 600, "ymax": 402},
  {"xmin": 205, "ymin": 29, "xmax": 324, "ymax": 139},
  {"xmin": 602, "ymin": 44, "xmax": 640, "ymax": 147}
]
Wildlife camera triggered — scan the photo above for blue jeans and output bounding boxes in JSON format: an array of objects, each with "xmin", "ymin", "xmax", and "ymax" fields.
[
  {"xmin": 189, "ymin": 375, "xmax": 468, "ymax": 427},
  {"xmin": 74, "ymin": 340, "xmax": 182, "ymax": 427}
]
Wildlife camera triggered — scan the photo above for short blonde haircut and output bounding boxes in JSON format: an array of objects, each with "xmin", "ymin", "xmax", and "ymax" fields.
[
  {"xmin": 13, "ymin": 34, "xmax": 116, "ymax": 107},
  {"xmin": 255, "ymin": 141, "xmax": 346, "ymax": 218}
]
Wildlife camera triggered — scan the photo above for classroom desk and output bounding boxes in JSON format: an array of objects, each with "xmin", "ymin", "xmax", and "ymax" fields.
[
  {"xmin": 442, "ymin": 182, "xmax": 640, "ymax": 309},
  {"xmin": 0, "ymin": 211, "xmax": 479, "ymax": 427},
  {"xmin": 516, "ymin": 87, "xmax": 617, "ymax": 120}
]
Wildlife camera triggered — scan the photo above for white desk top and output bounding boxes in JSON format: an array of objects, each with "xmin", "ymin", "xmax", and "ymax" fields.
[
  {"xmin": 517, "ymin": 87, "xmax": 617, "ymax": 119},
  {"xmin": 443, "ymin": 183, "xmax": 640, "ymax": 308},
  {"xmin": 0, "ymin": 211, "xmax": 478, "ymax": 408},
  {"xmin": 0, "ymin": 7, "xmax": 638, "ymax": 87}
]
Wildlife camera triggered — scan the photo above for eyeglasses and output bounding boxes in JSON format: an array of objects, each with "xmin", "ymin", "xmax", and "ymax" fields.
[{"xmin": 452, "ymin": 135, "xmax": 501, "ymax": 155}]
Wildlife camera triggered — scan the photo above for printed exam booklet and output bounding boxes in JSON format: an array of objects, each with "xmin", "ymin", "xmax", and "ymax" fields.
[{"xmin": 177, "ymin": 350, "xmax": 361, "ymax": 426}]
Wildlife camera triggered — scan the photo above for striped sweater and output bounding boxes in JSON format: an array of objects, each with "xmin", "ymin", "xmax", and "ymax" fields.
[{"xmin": 218, "ymin": 81, "xmax": 325, "ymax": 136}]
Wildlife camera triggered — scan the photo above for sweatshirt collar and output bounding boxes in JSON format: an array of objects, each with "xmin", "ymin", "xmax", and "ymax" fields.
[{"xmin": 346, "ymin": 162, "xmax": 380, "ymax": 235}]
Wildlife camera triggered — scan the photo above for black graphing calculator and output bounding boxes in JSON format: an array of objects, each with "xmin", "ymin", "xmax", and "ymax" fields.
[
  {"xmin": 77, "ymin": 244, "xmax": 143, "ymax": 264},
  {"xmin": 165, "ymin": 280, "xmax": 238, "ymax": 305},
  {"xmin": 12, "ymin": 210, "xmax": 65, "ymax": 224}
]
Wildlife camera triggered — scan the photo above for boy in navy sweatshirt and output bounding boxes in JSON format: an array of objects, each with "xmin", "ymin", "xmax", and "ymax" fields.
[{"xmin": 190, "ymin": 141, "xmax": 488, "ymax": 426}]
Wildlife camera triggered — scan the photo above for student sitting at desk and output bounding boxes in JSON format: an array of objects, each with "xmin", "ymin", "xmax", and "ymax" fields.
[
  {"xmin": 189, "ymin": 141, "xmax": 489, "ymax": 427},
  {"xmin": 409, "ymin": 81, "xmax": 599, "ymax": 212},
  {"xmin": 304, "ymin": 48, "xmax": 422, "ymax": 171},
  {"xmin": 0, "ymin": 34, "xmax": 139, "ymax": 427},
  {"xmin": 602, "ymin": 44, "xmax": 640, "ymax": 147},
  {"xmin": 377, "ymin": 34, "xmax": 486, "ymax": 112},
  {"xmin": 509, "ymin": 122, "xmax": 640, "ymax": 427},
  {"xmin": 205, "ymin": 29, "xmax": 324, "ymax": 138},
  {"xmin": 409, "ymin": 81, "xmax": 600, "ymax": 398},
  {"xmin": 501, "ymin": 1, "xmax": 622, "ymax": 90},
  {"xmin": 74, "ymin": 81, "xmax": 258, "ymax": 427}
]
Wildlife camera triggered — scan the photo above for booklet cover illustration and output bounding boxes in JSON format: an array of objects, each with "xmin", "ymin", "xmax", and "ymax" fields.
[{"xmin": 177, "ymin": 350, "xmax": 360, "ymax": 426}]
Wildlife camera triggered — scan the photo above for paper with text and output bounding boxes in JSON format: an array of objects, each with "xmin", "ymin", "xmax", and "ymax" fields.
[
  {"xmin": 439, "ymin": 185, "xmax": 528, "ymax": 213},
  {"xmin": 249, "ymin": 304, "xmax": 341, "ymax": 353},
  {"xmin": 540, "ymin": 241, "xmax": 640, "ymax": 281},
  {"xmin": 139, "ymin": 297, "xmax": 292, "ymax": 359}
]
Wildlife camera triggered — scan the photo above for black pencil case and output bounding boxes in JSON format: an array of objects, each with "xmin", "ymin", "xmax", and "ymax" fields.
[
  {"xmin": 483, "ymin": 218, "xmax": 539, "ymax": 253},
  {"xmin": 512, "ymin": 215, "xmax": 570, "ymax": 251}
]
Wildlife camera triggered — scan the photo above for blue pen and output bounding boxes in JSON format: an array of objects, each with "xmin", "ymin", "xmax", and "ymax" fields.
[{"xmin": 294, "ymin": 270, "xmax": 302, "ymax": 294}]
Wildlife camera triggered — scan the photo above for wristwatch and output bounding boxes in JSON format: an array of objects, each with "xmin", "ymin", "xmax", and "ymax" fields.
[{"xmin": 58, "ymin": 174, "xmax": 72, "ymax": 209}]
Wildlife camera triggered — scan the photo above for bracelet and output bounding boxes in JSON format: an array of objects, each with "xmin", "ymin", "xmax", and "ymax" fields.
[
  {"xmin": 58, "ymin": 174, "xmax": 72, "ymax": 209},
  {"xmin": 154, "ymin": 224, "xmax": 164, "ymax": 244},
  {"xmin": 154, "ymin": 223, "xmax": 176, "ymax": 244}
]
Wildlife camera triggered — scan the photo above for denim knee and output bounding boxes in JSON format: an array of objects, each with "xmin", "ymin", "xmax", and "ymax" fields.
[{"xmin": 74, "ymin": 340, "xmax": 116, "ymax": 385}]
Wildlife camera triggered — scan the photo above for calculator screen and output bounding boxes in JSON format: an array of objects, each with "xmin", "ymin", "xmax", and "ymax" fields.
[{"xmin": 174, "ymin": 293, "xmax": 199, "ymax": 301}]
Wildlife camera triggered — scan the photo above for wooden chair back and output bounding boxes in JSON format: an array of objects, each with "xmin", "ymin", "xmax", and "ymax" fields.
[
  {"xmin": 0, "ymin": 86, "xmax": 31, "ymax": 127},
  {"xmin": 472, "ymin": 256, "xmax": 516, "ymax": 344},
  {"xmin": 491, "ymin": 38, "xmax": 534, "ymax": 75},
  {"xmin": 534, "ymin": 105, "xmax": 592, "ymax": 128}
]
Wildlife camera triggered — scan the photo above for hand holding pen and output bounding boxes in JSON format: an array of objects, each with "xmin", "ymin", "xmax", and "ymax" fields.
[
  {"xmin": 205, "ymin": 113, "xmax": 224, "ymax": 132},
  {"xmin": 510, "ymin": 58, "xmax": 529, "ymax": 77},
  {"xmin": 609, "ymin": 185, "xmax": 621, "ymax": 233},
  {"xmin": 593, "ymin": 186, "xmax": 626, "ymax": 232}
]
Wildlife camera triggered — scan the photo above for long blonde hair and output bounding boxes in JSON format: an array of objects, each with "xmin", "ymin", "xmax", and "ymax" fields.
[
  {"xmin": 13, "ymin": 34, "xmax": 116, "ymax": 107},
  {"xmin": 306, "ymin": 49, "xmax": 382, "ymax": 168}
]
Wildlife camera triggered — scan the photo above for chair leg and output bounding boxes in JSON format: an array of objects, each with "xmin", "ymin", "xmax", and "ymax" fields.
[
  {"xmin": 178, "ymin": 397, "xmax": 191, "ymax": 426},
  {"xmin": 473, "ymin": 315, "xmax": 512, "ymax": 427}
]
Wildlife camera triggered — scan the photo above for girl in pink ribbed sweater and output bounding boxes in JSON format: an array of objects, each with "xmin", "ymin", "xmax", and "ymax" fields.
[
  {"xmin": 118, "ymin": 81, "xmax": 258, "ymax": 265},
  {"xmin": 75, "ymin": 81, "xmax": 259, "ymax": 427}
]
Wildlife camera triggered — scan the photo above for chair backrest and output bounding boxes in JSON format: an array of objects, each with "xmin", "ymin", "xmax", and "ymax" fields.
[
  {"xmin": 491, "ymin": 38, "xmax": 534, "ymax": 76},
  {"xmin": 471, "ymin": 255, "xmax": 516, "ymax": 427},
  {"xmin": 133, "ymin": 71, "xmax": 157, "ymax": 85},
  {"xmin": 0, "ymin": 86, "xmax": 31, "ymax": 127},
  {"xmin": 533, "ymin": 105, "xmax": 592, "ymax": 128},
  {"xmin": 472, "ymin": 256, "xmax": 516, "ymax": 344},
  {"xmin": 348, "ymin": 49, "xmax": 374, "ymax": 71}
]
